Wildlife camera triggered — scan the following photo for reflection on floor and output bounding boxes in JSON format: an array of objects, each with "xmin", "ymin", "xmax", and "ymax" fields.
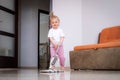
[{"xmin": 0, "ymin": 69, "xmax": 120, "ymax": 80}]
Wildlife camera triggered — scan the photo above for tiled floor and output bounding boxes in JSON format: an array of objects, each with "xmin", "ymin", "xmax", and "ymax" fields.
[{"xmin": 0, "ymin": 69, "xmax": 120, "ymax": 80}]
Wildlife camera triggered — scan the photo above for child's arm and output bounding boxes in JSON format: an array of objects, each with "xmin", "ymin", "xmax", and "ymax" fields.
[
  {"xmin": 58, "ymin": 37, "xmax": 64, "ymax": 46},
  {"xmin": 49, "ymin": 37, "xmax": 58, "ymax": 49}
]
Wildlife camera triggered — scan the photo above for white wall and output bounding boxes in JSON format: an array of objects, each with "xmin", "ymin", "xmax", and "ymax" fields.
[
  {"xmin": 20, "ymin": 0, "xmax": 50, "ymax": 67},
  {"xmin": 53, "ymin": 0, "xmax": 120, "ymax": 67},
  {"xmin": 82, "ymin": 0, "xmax": 120, "ymax": 44},
  {"xmin": 52, "ymin": 0, "xmax": 82, "ymax": 67}
]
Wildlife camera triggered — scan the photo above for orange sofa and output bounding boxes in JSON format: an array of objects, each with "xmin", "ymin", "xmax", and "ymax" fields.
[{"xmin": 70, "ymin": 26, "xmax": 120, "ymax": 70}]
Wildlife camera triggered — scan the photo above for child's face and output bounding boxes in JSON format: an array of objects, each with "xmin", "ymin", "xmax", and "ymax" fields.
[{"xmin": 51, "ymin": 18, "xmax": 60, "ymax": 29}]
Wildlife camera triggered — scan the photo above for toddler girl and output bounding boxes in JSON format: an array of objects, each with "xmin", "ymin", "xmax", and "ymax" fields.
[{"xmin": 48, "ymin": 12, "xmax": 65, "ymax": 70}]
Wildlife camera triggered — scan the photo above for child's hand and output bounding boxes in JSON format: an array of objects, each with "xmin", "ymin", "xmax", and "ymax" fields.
[{"xmin": 54, "ymin": 43, "xmax": 58, "ymax": 49}]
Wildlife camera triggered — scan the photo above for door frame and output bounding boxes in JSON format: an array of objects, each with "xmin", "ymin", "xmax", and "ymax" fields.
[{"xmin": 38, "ymin": 9, "xmax": 49, "ymax": 69}]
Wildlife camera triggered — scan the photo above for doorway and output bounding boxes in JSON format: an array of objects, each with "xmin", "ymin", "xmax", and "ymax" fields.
[{"xmin": 38, "ymin": 10, "xmax": 50, "ymax": 69}]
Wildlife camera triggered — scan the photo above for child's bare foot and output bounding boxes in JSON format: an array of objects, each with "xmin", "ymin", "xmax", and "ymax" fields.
[
  {"xmin": 49, "ymin": 66, "xmax": 55, "ymax": 70},
  {"xmin": 61, "ymin": 67, "xmax": 65, "ymax": 70}
]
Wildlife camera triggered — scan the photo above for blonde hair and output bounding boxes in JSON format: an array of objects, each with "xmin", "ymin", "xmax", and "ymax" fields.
[{"xmin": 50, "ymin": 12, "xmax": 60, "ymax": 22}]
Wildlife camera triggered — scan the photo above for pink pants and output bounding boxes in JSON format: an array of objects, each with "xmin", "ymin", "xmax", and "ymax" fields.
[{"xmin": 50, "ymin": 45, "xmax": 65, "ymax": 67}]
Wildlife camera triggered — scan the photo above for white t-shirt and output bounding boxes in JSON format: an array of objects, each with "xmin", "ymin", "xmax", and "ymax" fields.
[{"xmin": 48, "ymin": 28, "xmax": 65, "ymax": 46}]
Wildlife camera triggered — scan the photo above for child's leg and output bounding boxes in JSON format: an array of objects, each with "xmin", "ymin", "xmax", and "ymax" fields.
[
  {"xmin": 57, "ymin": 45, "xmax": 65, "ymax": 69},
  {"xmin": 49, "ymin": 47, "xmax": 56, "ymax": 69},
  {"xmin": 50, "ymin": 47, "xmax": 56, "ymax": 58}
]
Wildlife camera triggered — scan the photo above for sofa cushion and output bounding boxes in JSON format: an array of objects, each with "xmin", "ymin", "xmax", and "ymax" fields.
[{"xmin": 74, "ymin": 40, "xmax": 120, "ymax": 50}]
